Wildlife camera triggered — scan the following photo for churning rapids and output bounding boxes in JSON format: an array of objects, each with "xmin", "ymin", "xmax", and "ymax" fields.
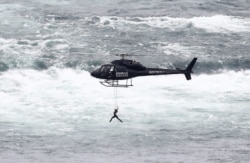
[{"xmin": 0, "ymin": 0, "xmax": 250, "ymax": 163}]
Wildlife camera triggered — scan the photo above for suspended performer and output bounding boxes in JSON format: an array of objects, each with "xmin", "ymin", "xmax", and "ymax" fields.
[{"xmin": 109, "ymin": 106, "xmax": 123, "ymax": 123}]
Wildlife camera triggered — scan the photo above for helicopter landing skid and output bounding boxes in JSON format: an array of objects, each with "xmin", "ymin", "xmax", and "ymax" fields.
[{"xmin": 100, "ymin": 79, "xmax": 133, "ymax": 88}]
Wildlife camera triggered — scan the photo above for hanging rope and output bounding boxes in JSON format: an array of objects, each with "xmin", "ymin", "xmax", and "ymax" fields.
[{"xmin": 114, "ymin": 86, "xmax": 118, "ymax": 107}]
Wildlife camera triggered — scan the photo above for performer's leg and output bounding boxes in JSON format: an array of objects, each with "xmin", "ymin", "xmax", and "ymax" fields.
[
  {"xmin": 116, "ymin": 116, "xmax": 123, "ymax": 123},
  {"xmin": 109, "ymin": 116, "xmax": 114, "ymax": 122}
]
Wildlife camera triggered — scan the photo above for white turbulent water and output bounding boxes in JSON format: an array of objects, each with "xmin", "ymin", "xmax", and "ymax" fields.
[
  {"xmin": 1, "ymin": 0, "xmax": 250, "ymax": 163},
  {"xmin": 0, "ymin": 69, "xmax": 249, "ymax": 163}
]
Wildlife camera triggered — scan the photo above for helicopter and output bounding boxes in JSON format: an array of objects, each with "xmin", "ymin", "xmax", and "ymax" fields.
[{"xmin": 91, "ymin": 54, "xmax": 197, "ymax": 87}]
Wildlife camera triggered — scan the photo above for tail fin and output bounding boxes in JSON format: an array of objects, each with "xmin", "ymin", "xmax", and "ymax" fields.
[{"xmin": 184, "ymin": 58, "xmax": 197, "ymax": 80}]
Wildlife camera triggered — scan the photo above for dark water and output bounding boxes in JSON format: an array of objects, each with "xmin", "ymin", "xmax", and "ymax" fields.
[{"xmin": 0, "ymin": 0, "xmax": 250, "ymax": 162}]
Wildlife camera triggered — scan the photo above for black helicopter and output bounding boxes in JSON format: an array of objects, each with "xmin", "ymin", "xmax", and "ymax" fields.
[{"xmin": 91, "ymin": 54, "xmax": 197, "ymax": 87}]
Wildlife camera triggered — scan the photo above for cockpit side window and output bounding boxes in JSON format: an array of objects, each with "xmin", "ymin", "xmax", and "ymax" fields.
[
  {"xmin": 100, "ymin": 66, "xmax": 105, "ymax": 72},
  {"xmin": 100, "ymin": 65, "xmax": 112, "ymax": 73}
]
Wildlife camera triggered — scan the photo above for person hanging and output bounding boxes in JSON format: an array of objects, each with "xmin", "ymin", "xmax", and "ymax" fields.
[{"xmin": 109, "ymin": 106, "xmax": 123, "ymax": 123}]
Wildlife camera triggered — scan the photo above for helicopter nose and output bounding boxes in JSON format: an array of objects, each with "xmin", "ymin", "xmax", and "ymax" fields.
[
  {"xmin": 91, "ymin": 71, "xmax": 98, "ymax": 78},
  {"xmin": 91, "ymin": 71, "xmax": 95, "ymax": 77}
]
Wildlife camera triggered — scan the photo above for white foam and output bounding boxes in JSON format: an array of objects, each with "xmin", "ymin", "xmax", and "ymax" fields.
[
  {"xmin": 0, "ymin": 37, "xmax": 43, "ymax": 64},
  {"xmin": 157, "ymin": 42, "xmax": 202, "ymax": 57},
  {"xmin": 0, "ymin": 68, "xmax": 249, "ymax": 123},
  {"xmin": 191, "ymin": 15, "xmax": 250, "ymax": 33},
  {"xmin": 33, "ymin": 0, "xmax": 70, "ymax": 5},
  {"xmin": 97, "ymin": 15, "xmax": 250, "ymax": 33},
  {"xmin": 0, "ymin": 68, "xmax": 249, "ymax": 162}
]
